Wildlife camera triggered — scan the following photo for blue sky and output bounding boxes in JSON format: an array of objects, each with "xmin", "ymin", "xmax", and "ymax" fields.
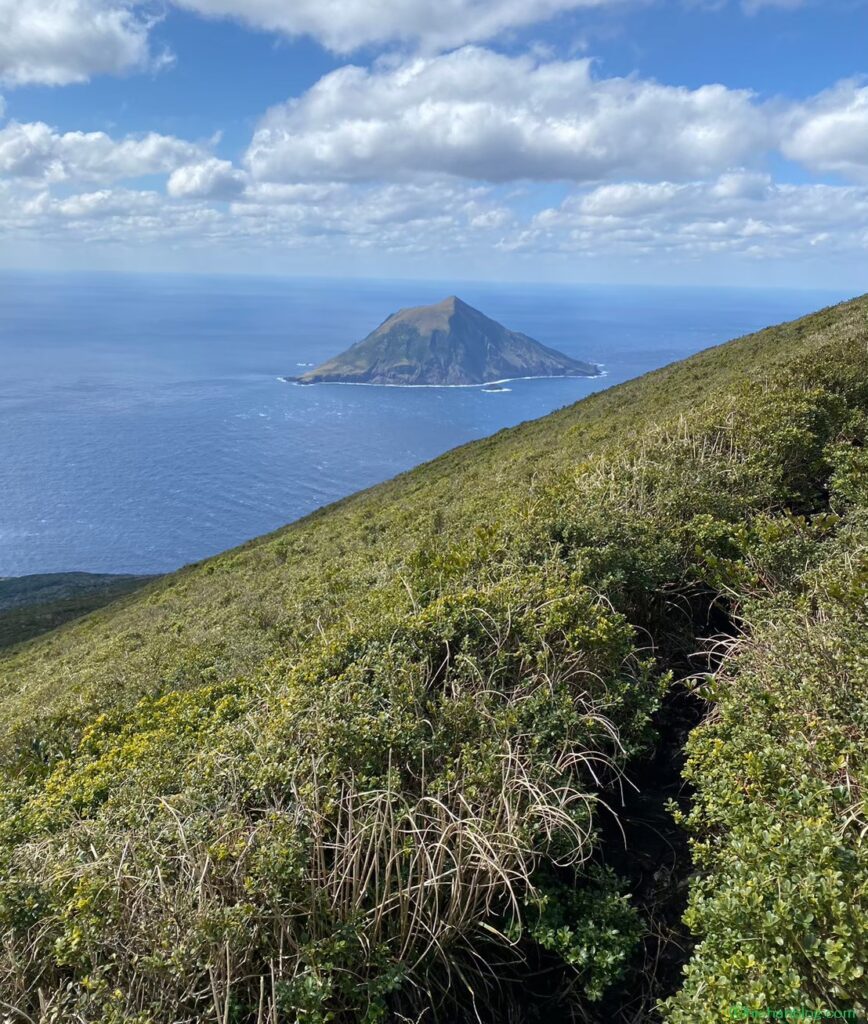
[{"xmin": 2, "ymin": 0, "xmax": 868, "ymax": 286}]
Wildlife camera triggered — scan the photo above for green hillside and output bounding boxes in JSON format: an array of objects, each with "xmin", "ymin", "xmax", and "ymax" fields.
[{"xmin": 1, "ymin": 296, "xmax": 866, "ymax": 1023}]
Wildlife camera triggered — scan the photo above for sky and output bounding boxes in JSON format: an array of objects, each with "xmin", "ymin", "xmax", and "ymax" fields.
[{"xmin": 1, "ymin": 0, "xmax": 868, "ymax": 287}]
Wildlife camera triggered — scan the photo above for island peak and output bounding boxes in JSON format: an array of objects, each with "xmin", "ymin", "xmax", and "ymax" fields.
[{"xmin": 294, "ymin": 297, "xmax": 600, "ymax": 387}]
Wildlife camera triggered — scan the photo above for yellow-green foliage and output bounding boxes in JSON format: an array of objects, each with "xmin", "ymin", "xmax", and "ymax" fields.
[
  {"xmin": 0, "ymin": 297, "xmax": 866, "ymax": 1022},
  {"xmin": 666, "ymin": 518, "xmax": 868, "ymax": 1019}
]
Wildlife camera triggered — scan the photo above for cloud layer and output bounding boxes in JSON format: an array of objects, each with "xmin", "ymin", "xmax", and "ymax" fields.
[
  {"xmin": 7, "ymin": 169, "xmax": 868, "ymax": 280},
  {"xmin": 4, "ymin": 50, "xmax": 868, "ymax": 276},
  {"xmin": 783, "ymin": 81, "xmax": 868, "ymax": 182},
  {"xmin": 0, "ymin": 0, "xmax": 619, "ymax": 87},
  {"xmin": 171, "ymin": 0, "xmax": 618, "ymax": 53},
  {"xmin": 0, "ymin": 120, "xmax": 207, "ymax": 184},
  {"xmin": 0, "ymin": 0, "xmax": 157, "ymax": 86},
  {"xmin": 167, "ymin": 158, "xmax": 247, "ymax": 199},
  {"xmin": 508, "ymin": 172, "xmax": 868, "ymax": 259},
  {"xmin": 246, "ymin": 49, "xmax": 766, "ymax": 184},
  {"xmin": 2, "ymin": 1, "xmax": 868, "ymax": 282},
  {"xmin": 246, "ymin": 52, "xmax": 868, "ymax": 188}
]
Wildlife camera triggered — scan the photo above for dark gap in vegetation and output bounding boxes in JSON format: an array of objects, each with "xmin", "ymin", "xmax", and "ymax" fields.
[
  {"xmin": 592, "ymin": 591, "xmax": 740, "ymax": 1023},
  {"xmin": 594, "ymin": 687, "xmax": 703, "ymax": 1023}
]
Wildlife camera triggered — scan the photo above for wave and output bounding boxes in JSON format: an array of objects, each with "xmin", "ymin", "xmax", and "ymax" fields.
[{"xmin": 280, "ymin": 370, "xmax": 606, "ymax": 390}]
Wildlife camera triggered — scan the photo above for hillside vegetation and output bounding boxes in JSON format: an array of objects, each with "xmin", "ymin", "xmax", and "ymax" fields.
[{"xmin": 0, "ymin": 297, "xmax": 866, "ymax": 1023}]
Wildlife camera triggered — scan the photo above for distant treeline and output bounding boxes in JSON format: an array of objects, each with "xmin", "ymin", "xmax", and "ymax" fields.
[{"xmin": 0, "ymin": 573, "xmax": 155, "ymax": 648}]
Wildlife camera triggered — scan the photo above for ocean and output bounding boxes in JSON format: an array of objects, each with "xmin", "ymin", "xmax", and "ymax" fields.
[{"xmin": 0, "ymin": 272, "xmax": 848, "ymax": 576}]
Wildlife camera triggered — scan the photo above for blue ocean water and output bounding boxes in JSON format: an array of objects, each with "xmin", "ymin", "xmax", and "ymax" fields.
[{"xmin": 0, "ymin": 272, "xmax": 849, "ymax": 575}]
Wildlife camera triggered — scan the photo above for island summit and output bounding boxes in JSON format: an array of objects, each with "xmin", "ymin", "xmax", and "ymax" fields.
[{"xmin": 291, "ymin": 296, "xmax": 601, "ymax": 386}]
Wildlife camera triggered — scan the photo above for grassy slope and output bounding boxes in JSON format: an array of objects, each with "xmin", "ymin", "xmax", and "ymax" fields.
[{"xmin": 0, "ymin": 296, "xmax": 865, "ymax": 1022}]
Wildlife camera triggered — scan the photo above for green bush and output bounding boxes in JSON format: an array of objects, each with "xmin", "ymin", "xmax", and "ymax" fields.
[{"xmin": 666, "ymin": 538, "xmax": 868, "ymax": 1020}]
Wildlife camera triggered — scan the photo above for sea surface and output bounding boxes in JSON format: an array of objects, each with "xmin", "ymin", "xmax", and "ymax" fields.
[{"xmin": 0, "ymin": 272, "xmax": 849, "ymax": 576}]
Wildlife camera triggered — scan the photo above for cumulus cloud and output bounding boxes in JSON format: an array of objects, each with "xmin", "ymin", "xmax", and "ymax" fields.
[
  {"xmin": 171, "ymin": 0, "xmax": 621, "ymax": 54},
  {"xmin": 167, "ymin": 158, "xmax": 247, "ymax": 199},
  {"xmin": 3, "ymin": 184, "xmax": 229, "ymax": 244},
  {"xmin": 3, "ymin": 30, "xmax": 868, "ymax": 275},
  {"xmin": 0, "ymin": 120, "xmax": 207, "ymax": 184},
  {"xmin": 244, "ymin": 52, "xmax": 868, "ymax": 189},
  {"xmin": 42, "ymin": 188, "xmax": 162, "ymax": 219},
  {"xmin": 782, "ymin": 81, "xmax": 868, "ymax": 182},
  {"xmin": 0, "ymin": 173, "xmax": 518, "ymax": 256},
  {"xmin": 0, "ymin": 0, "xmax": 160, "ymax": 87},
  {"xmin": 228, "ymin": 180, "xmax": 515, "ymax": 252},
  {"xmin": 5, "ymin": 162, "xmax": 868, "ymax": 274},
  {"xmin": 506, "ymin": 172, "xmax": 868, "ymax": 259},
  {"xmin": 246, "ymin": 47, "xmax": 766, "ymax": 185},
  {"xmin": 0, "ymin": 0, "xmax": 837, "ymax": 91}
]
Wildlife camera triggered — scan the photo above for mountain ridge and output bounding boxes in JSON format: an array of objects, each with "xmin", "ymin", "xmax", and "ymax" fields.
[{"xmin": 294, "ymin": 295, "xmax": 600, "ymax": 385}]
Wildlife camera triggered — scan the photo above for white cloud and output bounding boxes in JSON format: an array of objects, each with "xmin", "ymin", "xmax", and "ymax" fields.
[
  {"xmin": 171, "ymin": 0, "xmax": 621, "ymax": 54},
  {"xmin": 0, "ymin": 120, "xmax": 207, "ymax": 184},
  {"xmin": 3, "ymin": 33, "xmax": 868, "ymax": 280},
  {"xmin": 229, "ymin": 180, "xmax": 514, "ymax": 251},
  {"xmin": 244, "ymin": 53, "xmax": 868, "ymax": 190},
  {"xmin": 6, "ymin": 165, "xmax": 868, "ymax": 275},
  {"xmin": 0, "ymin": 173, "xmax": 517, "ymax": 257},
  {"xmin": 4, "ymin": 184, "xmax": 229, "ymax": 244},
  {"xmin": 0, "ymin": 0, "xmax": 159, "ymax": 87},
  {"xmin": 577, "ymin": 180, "xmax": 686, "ymax": 216},
  {"xmin": 51, "ymin": 188, "xmax": 162, "ymax": 219},
  {"xmin": 709, "ymin": 169, "xmax": 773, "ymax": 199},
  {"xmin": 506, "ymin": 172, "xmax": 868, "ymax": 259},
  {"xmin": 246, "ymin": 47, "xmax": 766, "ymax": 185},
  {"xmin": 167, "ymin": 158, "xmax": 247, "ymax": 199},
  {"xmin": 782, "ymin": 81, "xmax": 868, "ymax": 182},
  {"xmin": 0, "ymin": 1, "xmax": 635, "ymax": 90},
  {"xmin": 0, "ymin": 0, "xmax": 841, "ymax": 92}
]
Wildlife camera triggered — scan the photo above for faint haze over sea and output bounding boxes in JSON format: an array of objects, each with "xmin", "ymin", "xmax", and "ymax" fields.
[{"xmin": 0, "ymin": 272, "xmax": 848, "ymax": 576}]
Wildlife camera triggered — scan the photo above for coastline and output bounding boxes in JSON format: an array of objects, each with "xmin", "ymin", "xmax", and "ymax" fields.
[{"xmin": 279, "ymin": 369, "xmax": 607, "ymax": 389}]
